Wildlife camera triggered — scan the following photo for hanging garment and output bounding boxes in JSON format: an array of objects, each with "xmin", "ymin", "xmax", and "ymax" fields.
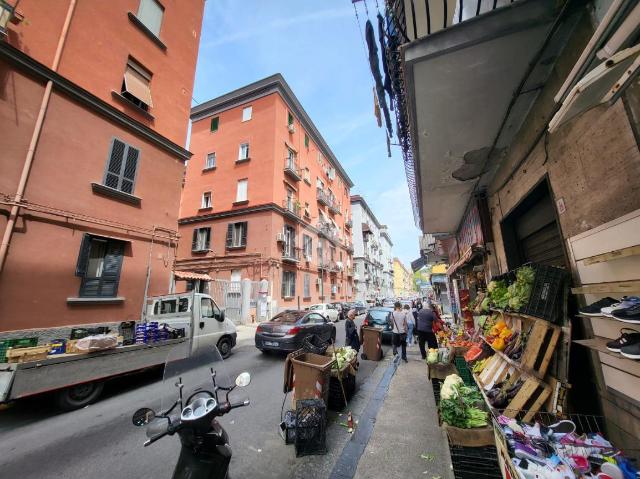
[
  {"xmin": 365, "ymin": 19, "xmax": 393, "ymax": 137},
  {"xmin": 373, "ymin": 87, "xmax": 382, "ymax": 127},
  {"xmin": 377, "ymin": 13, "xmax": 394, "ymax": 109}
]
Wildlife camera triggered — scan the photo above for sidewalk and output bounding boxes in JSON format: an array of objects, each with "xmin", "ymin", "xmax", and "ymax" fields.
[
  {"xmin": 235, "ymin": 323, "xmax": 259, "ymax": 344},
  {"xmin": 353, "ymin": 349, "xmax": 453, "ymax": 479}
]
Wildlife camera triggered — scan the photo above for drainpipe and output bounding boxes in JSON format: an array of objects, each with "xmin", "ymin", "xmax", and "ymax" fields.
[{"xmin": 0, "ymin": 0, "xmax": 77, "ymax": 272}]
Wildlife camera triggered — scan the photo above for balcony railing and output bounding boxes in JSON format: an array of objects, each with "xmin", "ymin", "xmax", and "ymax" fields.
[
  {"xmin": 283, "ymin": 158, "xmax": 301, "ymax": 181},
  {"xmin": 317, "ymin": 221, "xmax": 339, "ymax": 243},
  {"xmin": 328, "ymin": 202, "xmax": 341, "ymax": 215},
  {"xmin": 345, "ymin": 219, "xmax": 352, "ymax": 229},
  {"xmin": 282, "ymin": 245, "xmax": 300, "ymax": 263},
  {"xmin": 282, "ymin": 199, "xmax": 301, "ymax": 218},
  {"xmin": 316, "ymin": 187, "xmax": 330, "ymax": 206}
]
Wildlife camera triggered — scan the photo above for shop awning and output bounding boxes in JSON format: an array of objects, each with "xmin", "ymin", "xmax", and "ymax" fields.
[
  {"xmin": 446, "ymin": 245, "xmax": 484, "ymax": 276},
  {"xmin": 173, "ymin": 271, "xmax": 212, "ymax": 281}
]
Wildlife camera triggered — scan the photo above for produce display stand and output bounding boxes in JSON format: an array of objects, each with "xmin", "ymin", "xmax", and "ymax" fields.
[
  {"xmin": 427, "ymin": 362, "xmax": 457, "ymax": 380},
  {"xmin": 443, "ymin": 422, "xmax": 495, "ymax": 447}
]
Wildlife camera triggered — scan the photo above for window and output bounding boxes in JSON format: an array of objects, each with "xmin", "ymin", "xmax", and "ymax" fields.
[
  {"xmin": 236, "ymin": 179, "xmax": 248, "ymax": 202},
  {"xmin": 201, "ymin": 297, "xmax": 214, "ymax": 318},
  {"xmin": 282, "ymin": 271, "xmax": 296, "ymax": 298},
  {"xmin": 304, "ymin": 202, "xmax": 311, "ymax": 218},
  {"xmin": 192, "ymin": 227, "xmax": 211, "ymax": 252},
  {"xmin": 75, "ymin": 234, "xmax": 125, "ymax": 298},
  {"xmin": 238, "ymin": 143, "xmax": 250, "ymax": 162},
  {"xmin": 136, "ymin": 0, "xmax": 163, "ymax": 37},
  {"xmin": 287, "ymin": 112, "xmax": 294, "ymax": 126},
  {"xmin": 303, "ymin": 234, "xmax": 313, "ymax": 259},
  {"xmin": 242, "ymin": 106, "xmax": 252, "ymax": 122},
  {"xmin": 283, "ymin": 225, "xmax": 296, "ymax": 257},
  {"xmin": 286, "ymin": 148, "xmax": 297, "ymax": 170},
  {"xmin": 304, "ymin": 134, "xmax": 309, "ymax": 149},
  {"xmin": 121, "ymin": 58, "xmax": 153, "ymax": 111},
  {"xmin": 304, "ymin": 273, "xmax": 310, "ymax": 297},
  {"xmin": 316, "ymin": 177, "xmax": 324, "ymax": 190},
  {"xmin": 205, "ymin": 153, "xmax": 216, "ymax": 169},
  {"xmin": 309, "ymin": 313, "xmax": 325, "ymax": 324},
  {"xmin": 210, "ymin": 116, "xmax": 219, "ymax": 132},
  {"xmin": 201, "ymin": 191, "xmax": 212, "ymax": 209},
  {"xmin": 303, "ymin": 167, "xmax": 310, "ymax": 183},
  {"xmin": 103, "ymin": 138, "xmax": 140, "ymax": 195},
  {"xmin": 226, "ymin": 221, "xmax": 247, "ymax": 248}
]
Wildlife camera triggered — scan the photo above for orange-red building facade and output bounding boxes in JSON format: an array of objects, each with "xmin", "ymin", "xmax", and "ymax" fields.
[{"xmin": 176, "ymin": 75, "xmax": 355, "ymax": 308}]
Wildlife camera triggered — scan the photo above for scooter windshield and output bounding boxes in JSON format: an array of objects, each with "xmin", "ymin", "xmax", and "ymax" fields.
[{"xmin": 159, "ymin": 342, "xmax": 231, "ymax": 415}]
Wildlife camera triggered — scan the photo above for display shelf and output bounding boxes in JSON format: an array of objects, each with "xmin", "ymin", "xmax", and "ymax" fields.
[
  {"xmin": 478, "ymin": 337, "xmax": 551, "ymax": 384},
  {"xmin": 574, "ymin": 337, "xmax": 640, "ymax": 365},
  {"xmin": 571, "ymin": 280, "xmax": 640, "ymax": 295},
  {"xmin": 581, "ymin": 245, "xmax": 640, "ymax": 266}
]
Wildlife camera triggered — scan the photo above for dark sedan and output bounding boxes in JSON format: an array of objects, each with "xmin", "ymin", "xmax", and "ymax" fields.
[
  {"xmin": 363, "ymin": 307, "xmax": 393, "ymax": 343},
  {"xmin": 255, "ymin": 310, "xmax": 336, "ymax": 353}
]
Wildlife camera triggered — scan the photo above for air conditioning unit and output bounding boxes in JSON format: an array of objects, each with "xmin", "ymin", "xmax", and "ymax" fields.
[
  {"xmin": 276, "ymin": 233, "xmax": 285, "ymax": 243},
  {"xmin": 287, "ymin": 124, "xmax": 296, "ymax": 134}
]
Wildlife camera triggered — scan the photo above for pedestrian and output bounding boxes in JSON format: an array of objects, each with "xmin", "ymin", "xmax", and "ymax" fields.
[
  {"xmin": 415, "ymin": 303, "xmax": 438, "ymax": 360},
  {"xmin": 344, "ymin": 309, "xmax": 360, "ymax": 352},
  {"xmin": 416, "ymin": 298, "xmax": 423, "ymax": 311},
  {"xmin": 403, "ymin": 304, "xmax": 415, "ymax": 346},
  {"xmin": 391, "ymin": 301, "xmax": 408, "ymax": 363}
]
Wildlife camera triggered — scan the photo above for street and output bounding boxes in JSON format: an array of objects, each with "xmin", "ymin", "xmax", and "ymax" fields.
[{"xmin": 0, "ymin": 314, "xmax": 388, "ymax": 479}]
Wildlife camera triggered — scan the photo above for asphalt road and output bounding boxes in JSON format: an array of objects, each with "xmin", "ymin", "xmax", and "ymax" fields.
[{"xmin": 0, "ymin": 314, "xmax": 386, "ymax": 479}]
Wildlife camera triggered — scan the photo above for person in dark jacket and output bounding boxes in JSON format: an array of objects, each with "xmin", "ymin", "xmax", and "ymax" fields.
[
  {"xmin": 345, "ymin": 309, "xmax": 360, "ymax": 352},
  {"xmin": 415, "ymin": 305, "xmax": 438, "ymax": 359}
]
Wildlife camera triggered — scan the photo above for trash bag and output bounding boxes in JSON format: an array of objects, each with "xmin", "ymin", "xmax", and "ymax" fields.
[{"xmin": 302, "ymin": 335, "xmax": 329, "ymax": 355}]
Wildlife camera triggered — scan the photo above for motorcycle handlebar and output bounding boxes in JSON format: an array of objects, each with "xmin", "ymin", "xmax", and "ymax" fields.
[
  {"xmin": 144, "ymin": 429, "xmax": 170, "ymax": 447},
  {"xmin": 229, "ymin": 399, "xmax": 250, "ymax": 410}
]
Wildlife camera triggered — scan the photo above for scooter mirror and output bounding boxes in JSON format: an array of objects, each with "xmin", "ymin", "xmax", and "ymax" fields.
[
  {"xmin": 235, "ymin": 372, "xmax": 251, "ymax": 388},
  {"xmin": 132, "ymin": 408, "xmax": 156, "ymax": 427}
]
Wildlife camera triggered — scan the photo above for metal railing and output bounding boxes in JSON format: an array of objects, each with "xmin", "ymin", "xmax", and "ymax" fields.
[
  {"xmin": 317, "ymin": 221, "xmax": 339, "ymax": 243},
  {"xmin": 282, "ymin": 245, "xmax": 300, "ymax": 262},
  {"xmin": 283, "ymin": 157, "xmax": 301, "ymax": 181},
  {"xmin": 282, "ymin": 199, "xmax": 301, "ymax": 218}
]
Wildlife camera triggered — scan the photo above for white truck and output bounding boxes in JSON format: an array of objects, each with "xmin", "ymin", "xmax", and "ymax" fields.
[{"xmin": 0, "ymin": 292, "xmax": 237, "ymax": 410}]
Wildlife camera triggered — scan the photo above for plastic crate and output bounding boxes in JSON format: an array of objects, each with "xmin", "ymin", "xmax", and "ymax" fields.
[
  {"xmin": 327, "ymin": 373, "xmax": 356, "ymax": 411},
  {"xmin": 454, "ymin": 356, "xmax": 474, "ymax": 387},
  {"xmin": 520, "ymin": 264, "xmax": 568, "ymax": 323},
  {"xmin": 431, "ymin": 378, "xmax": 442, "ymax": 406},
  {"xmin": 449, "ymin": 444, "xmax": 502, "ymax": 479},
  {"xmin": 0, "ymin": 338, "xmax": 38, "ymax": 363},
  {"xmin": 295, "ymin": 399, "xmax": 327, "ymax": 457}
]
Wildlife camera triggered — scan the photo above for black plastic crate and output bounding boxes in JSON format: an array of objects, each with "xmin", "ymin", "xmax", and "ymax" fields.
[
  {"xmin": 279, "ymin": 410, "xmax": 296, "ymax": 444},
  {"xmin": 431, "ymin": 378, "xmax": 442, "ymax": 406},
  {"xmin": 295, "ymin": 399, "xmax": 327, "ymax": 457},
  {"xmin": 328, "ymin": 374, "xmax": 356, "ymax": 411},
  {"xmin": 520, "ymin": 264, "xmax": 568, "ymax": 323},
  {"xmin": 449, "ymin": 444, "xmax": 502, "ymax": 479}
]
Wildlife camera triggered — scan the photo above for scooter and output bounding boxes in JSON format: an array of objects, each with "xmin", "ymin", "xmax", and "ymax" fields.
[{"xmin": 132, "ymin": 346, "xmax": 250, "ymax": 479}]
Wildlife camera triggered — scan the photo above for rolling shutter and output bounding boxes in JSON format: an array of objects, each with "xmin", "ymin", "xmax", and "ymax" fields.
[{"xmin": 515, "ymin": 195, "xmax": 565, "ymax": 267}]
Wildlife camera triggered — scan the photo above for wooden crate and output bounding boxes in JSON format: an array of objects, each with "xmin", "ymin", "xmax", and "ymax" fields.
[
  {"xmin": 6, "ymin": 345, "xmax": 51, "ymax": 363},
  {"xmin": 519, "ymin": 320, "xmax": 561, "ymax": 379}
]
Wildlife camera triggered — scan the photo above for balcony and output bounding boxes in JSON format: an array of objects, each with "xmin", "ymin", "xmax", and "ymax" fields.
[
  {"xmin": 385, "ymin": 0, "xmax": 579, "ymax": 233},
  {"xmin": 328, "ymin": 202, "xmax": 341, "ymax": 215},
  {"xmin": 317, "ymin": 221, "xmax": 339, "ymax": 244},
  {"xmin": 283, "ymin": 158, "xmax": 301, "ymax": 181},
  {"xmin": 282, "ymin": 199, "xmax": 301, "ymax": 219},
  {"xmin": 282, "ymin": 245, "xmax": 300, "ymax": 263},
  {"xmin": 345, "ymin": 219, "xmax": 352, "ymax": 229},
  {"xmin": 316, "ymin": 187, "xmax": 330, "ymax": 207}
]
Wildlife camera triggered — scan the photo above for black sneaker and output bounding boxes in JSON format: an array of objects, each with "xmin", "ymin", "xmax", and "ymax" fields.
[
  {"xmin": 579, "ymin": 297, "xmax": 618, "ymax": 316},
  {"xmin": 612, "ymin": 304, "xmax": 640, "ymax": 324},
  {"xmin": 606, "ymin": 329, "xmax": 640, "ymax": 352},
  {"xmin": 621, "ymin": 340, "xmax": 640, "ymax": 360}
]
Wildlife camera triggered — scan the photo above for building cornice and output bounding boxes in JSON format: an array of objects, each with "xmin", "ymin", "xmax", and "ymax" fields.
[
  {"xmin": 350, "ymin": 195, "xmax": 383, "ymax": 229},
  {"xmin": 0, "ymin": 42, "xmax": 192, "ymax": 161},
  {"xmin": 190, "ymin": 73, "xmax": 354, "ymax": 187}
]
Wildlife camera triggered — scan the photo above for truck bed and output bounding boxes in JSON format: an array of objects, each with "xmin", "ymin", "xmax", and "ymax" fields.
[{"xmin": 0, "ymin": 338, "xmax": 187, "ymax": 402}]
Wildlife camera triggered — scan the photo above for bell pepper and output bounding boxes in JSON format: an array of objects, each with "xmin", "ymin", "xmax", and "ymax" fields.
[{"xmin": 492, "ymin": 338, "xmax": 506, "ymax": 351}]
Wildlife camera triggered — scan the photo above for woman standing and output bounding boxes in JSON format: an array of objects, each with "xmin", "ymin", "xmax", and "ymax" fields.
[
  {"xmin": 403, "ymin": 304, "xmax": 415, "ymax": 346},
  {"xmin": 344, "ymin": 309, "xmax": 360, "ymax": 352},
  {"xmin": 391, "ymin": 302, "xmax": 408, "ymax": 363}
]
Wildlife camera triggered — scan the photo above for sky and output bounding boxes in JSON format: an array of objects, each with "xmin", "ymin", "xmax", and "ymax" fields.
[{"xmin": 191, "ymin": 0, "xmax": 422, "ymax": 267}]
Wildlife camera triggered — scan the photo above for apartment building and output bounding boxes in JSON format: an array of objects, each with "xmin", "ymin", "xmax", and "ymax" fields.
[
  {"xmin": 393, "ymin": 258, "xmax": 414, "ymax": 298},
  {"xmin": 379, "ymin": 226, "xmax": 394, "ymax": 298},
  {"xmin": 350, "ymin": 195, "xmax": 392, "ymax": 302},
  {"xmin": 175, "ymin": 74, "xmax": 355, "ymax": 309},
  {"xmin": 0, "ymin": 0, "xmax": 204, "ymax": 332}
]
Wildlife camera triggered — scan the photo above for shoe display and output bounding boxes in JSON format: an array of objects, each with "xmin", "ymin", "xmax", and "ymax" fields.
[
  {"xmin": 612, "ymin": 303, "xmax": 640, "ymax": 324},
  {"xmin": 620, "ymin": 341, "xmax": 640, "ymax": 360},
  {"xmin": 579, "ymin": 298, "xmax": 618, "ymax": 316},
  {"xmin": 606, "ymin": 329, "xmax": 640, "ymax": 352},
  {"xmin": 602, "ymin": 297, "xmax": 640, "ymax": 318}
]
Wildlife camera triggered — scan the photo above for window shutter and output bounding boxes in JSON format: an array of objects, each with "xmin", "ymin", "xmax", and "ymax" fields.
[
  {"xmin": 291, "ymin": 274, "xmax": 296, "ymax": 297},
  {"xmin": 241, "ymin": 222, "xmax": 248, "ymax": 246},
  {"xmin": 211, "ymin": 117, "xmax": 219, "ymax": 132},
  {"xmin": 192, "ymin": 229, "xmax": 198, "ymax": 251},
  {"xmin": 101, "ymin": 241, "xmax": 125, "ymax": 296},
  {"xmin": 105, "ymin": 139, "xmax": 126, "ymax": 190},
  {"xmin": 120, "ymin": 145, "xmax": 139, "ymax": 194},
  {"xmin": 75, "ymin": 233, "xmax": 92, "ymax": 277},
  {"xmin": 281, "ymin": 274, "xmax": 286, "ymax": 298},
  {"xmin": 226, "ymin": 224, "xmax": 233, "ymax": 248},
  {"xmin": 204, "ymin": 228, "xmax": 211, "ymax": 250}
]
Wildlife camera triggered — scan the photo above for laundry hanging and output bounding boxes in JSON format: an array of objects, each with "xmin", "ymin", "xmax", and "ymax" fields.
[
  {"xmin": 365, "ymin": 19, "xmax": 393, "ymax": 137},
  {"xmin": 377, "ymin": 13, "xmax": 394, "ymax": 110},
  {"xmin": 373, "ymin": 86, "xmax": 382, "ymax": 127}
]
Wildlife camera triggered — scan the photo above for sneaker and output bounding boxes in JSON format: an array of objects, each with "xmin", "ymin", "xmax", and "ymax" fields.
[
  {"xmin": 602, "ymin": 297, "xmax": 640, "ymax": 318},
  {"xmin": 612, "ymin": 304, "xmax": 640, "ymax": 324},
  {"xmin": 620, "ymin": 340, "xmax": 640, "ymax": 360},
  {"xmin": 606, "ymin": 329, "xmax": 640, "ymax": 352},
  {"xmin": 579, "ymin": 298, "xmax": 618, "ymax": 316}
]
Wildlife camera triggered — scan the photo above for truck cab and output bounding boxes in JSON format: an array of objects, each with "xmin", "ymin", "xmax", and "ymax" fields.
[{"xmin": 147, "ymin": 292, "xmax": 237, "ymax": 358}]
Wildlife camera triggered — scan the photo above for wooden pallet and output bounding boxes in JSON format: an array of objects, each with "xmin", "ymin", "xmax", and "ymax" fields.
[
  {"xmin": 6, "ymin": 345, "xmax": 51, "ymax": 363},
  {"xmin": 519, "ymin": 320, "xmax": 561, "ymax": 379}
]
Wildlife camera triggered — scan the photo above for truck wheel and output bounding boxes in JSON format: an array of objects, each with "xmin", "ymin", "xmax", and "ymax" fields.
[
  {"xmin": 218, "ymin": 337, "xmax": 232, "ymax": 359},
  {"xmin": 55, "ymin": 381, "xmax": 104, "ymax": 411}
]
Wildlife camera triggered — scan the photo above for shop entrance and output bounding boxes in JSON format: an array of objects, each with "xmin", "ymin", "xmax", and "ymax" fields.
[{"xmin": 500, "ymin": 178, "xmax": 568, "ymax": 270}]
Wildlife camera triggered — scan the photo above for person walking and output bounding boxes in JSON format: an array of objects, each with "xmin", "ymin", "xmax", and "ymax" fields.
[
  {"xmin": 403, "ymin": 304, "xmax": 415, "ymax": 346},
  {"xmin": 415, "ymin": 304, "xmax": 438, "ymax": 360},
  {"xmin": 391, "ymin": 301, "xmax": 408, "ymax": 363},
  {"xmin": 344, "ymin": 309, "xmax": 360, "ymax": 352}
]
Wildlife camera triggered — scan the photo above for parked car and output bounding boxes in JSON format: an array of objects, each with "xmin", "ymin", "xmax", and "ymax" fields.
[
  {"xmin": 255, "ymin": 310, "xmax": 336, "ymax": 353},
  {"xmin": 382, "ymin": 298, "xmax": 395, "ymax": 308},
  {"xmin": 352, "ymin": 301, "xmax": 367, "ymax": 315},
  {"xmin": 363, "ymin": 307, "xmax": 393, "ymax": 343},
  {"xmin": 330, "ymin": 302, "xmax": 346, "ymax": 320},
  {"xmin": 309, "ymin": 303, "xmax": 340, "ymax": 322}
]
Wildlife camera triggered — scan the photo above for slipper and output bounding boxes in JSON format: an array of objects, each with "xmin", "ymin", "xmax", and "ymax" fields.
[
  {"xmin": 601, "ymin": 462, "xmax": 624, "ymax": 479},
  {"xmin": 569, "ymin": 455, "xmax": 590, "ymax": 473},
  {"xmin": 548, "ymin": 420, "xmax": 576, "ymax": 436}
]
